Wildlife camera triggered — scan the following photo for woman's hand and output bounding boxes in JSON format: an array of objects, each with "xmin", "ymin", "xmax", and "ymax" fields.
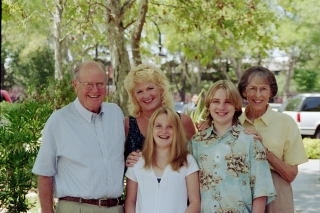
[
  {"xmin": 195, "ymin": 120, "xmax": 210, "ymax": 131},
  {"xmin": 126, "ymin": 151, "xmax": 142, "ymax": 167},
  {"xmin": 244, "ymin": 127, "xmax": 262, "ymax": 142}
]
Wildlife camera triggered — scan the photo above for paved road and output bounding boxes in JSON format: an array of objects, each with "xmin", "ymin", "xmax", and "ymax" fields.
[{"xmin": 292, "ymin": 159, "xmax": 320, "ymax": 213}]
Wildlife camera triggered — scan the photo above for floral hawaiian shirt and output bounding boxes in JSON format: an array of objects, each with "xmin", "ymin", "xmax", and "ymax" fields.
[{"xmin": 191, "ymin": 123, "xmax": 276, "ymax": 213}]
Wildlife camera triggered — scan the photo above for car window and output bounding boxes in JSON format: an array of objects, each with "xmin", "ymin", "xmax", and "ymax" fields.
[{"xmin": 301, "ymin": 97, "xmax": 320, "ymax": 111}]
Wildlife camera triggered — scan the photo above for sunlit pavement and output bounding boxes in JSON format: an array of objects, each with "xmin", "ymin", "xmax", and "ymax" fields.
[{"xmin": 292, "ymin": 159, "xmax": 320, "ymax": 213}]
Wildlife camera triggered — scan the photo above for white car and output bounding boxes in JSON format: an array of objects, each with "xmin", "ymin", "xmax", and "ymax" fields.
[{"xmin": 280, "ymin": 93, "xmax": 320, "ymax": 138}]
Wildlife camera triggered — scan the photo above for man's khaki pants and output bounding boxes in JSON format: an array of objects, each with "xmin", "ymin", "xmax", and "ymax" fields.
[{"xmin": 56, "ymin": 200, "xmax": 124, "ymax": 213}]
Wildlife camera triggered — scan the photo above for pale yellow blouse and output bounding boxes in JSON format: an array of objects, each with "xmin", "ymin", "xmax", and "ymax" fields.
[{"xmin": 239, "ymin": 105, "xmax": 308, "ymax": 167}]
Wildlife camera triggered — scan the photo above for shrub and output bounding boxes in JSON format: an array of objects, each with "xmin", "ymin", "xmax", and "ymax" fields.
[
  {"xmin": 0, "ymin": 100, "xmax": 53, "ymax": 212},
  {"xmin": 303, "ymin": 138, "xmax": 320, "ymax": 159}
]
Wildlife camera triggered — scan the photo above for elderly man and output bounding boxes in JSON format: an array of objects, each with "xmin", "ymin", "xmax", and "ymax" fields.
[{"xmin": 32, "ymin": 61, "xmax": 125, "ymax": 213}]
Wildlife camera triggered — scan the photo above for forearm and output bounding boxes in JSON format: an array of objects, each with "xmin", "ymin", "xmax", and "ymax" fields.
[
  {"xmin": 124, "ymin": 200, "xmax": 136, "ymax": 213},
  {"xmin": 38, "ymin": 176, "xmax": 54, "ymax": 213},
  {"xmin": 125, "ymin": 179, "xmax": 137, "ymax": 213},
  {"xmin": 185, "ymin": 202, "xmax": 201, "ymax": 213},
  {"xmin": 185, "ymin": 172, "xmax": 201, "ymax": 213},
  {"xmin": 252, "ymin": 196, "xmax": 267, "ymax": 213},
  {"xmin": 266, "ymin": 150, "xmax": 298, "ymax": 183}
]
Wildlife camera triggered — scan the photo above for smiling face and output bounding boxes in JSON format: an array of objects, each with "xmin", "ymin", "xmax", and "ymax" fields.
[
  {"xmin": 134, "ymin": 82, "xmax": 163, "ymax": 114},
  {"xmin": 153, "ymin": 113, "xmax": 174, "ymax": 149},
  {"xmin": 209, "ymin": 88, "xmax": 235, "ymax": 128},
  {"xmin": 73, "ymin": 62, "xmax": 107, "ymax": 113},
  {"xmin": 243, "ymin": 75, "xmax": 272, "ymax": 114}
]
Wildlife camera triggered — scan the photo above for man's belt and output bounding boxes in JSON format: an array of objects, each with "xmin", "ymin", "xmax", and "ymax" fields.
[{"xmin": 59, "ymin": 196, "xmax": 124, "ymax": 207}]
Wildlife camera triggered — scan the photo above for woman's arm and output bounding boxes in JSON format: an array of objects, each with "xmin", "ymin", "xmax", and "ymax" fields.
[
  {"xmin": 185, "ymin": 171, "xmax": 201, "ymax": 213},
  {"xmin": 181, "ymin": 114, "xmax": 196, "ymax": 140},
  {"xmin": 266, "ymin": 149, "xmax": 298, "ymax": 183},
  {"xmin": 125, "ymin": 178, "xmax": 138, "ymax": 213},
  {"xmin": 252, "ymin": 196, "xmax": 267, "ymax": 213}
]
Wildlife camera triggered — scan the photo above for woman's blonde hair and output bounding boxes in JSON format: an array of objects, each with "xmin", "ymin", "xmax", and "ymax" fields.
[
  {"xmin": 142, "ymin": 107, "xmax": 189, "ymax": 171},
  {"xmin": 124, "ymin": 64, "xmax": 174, "ymax": 116},
  {"xmin": 204, "ymin": 80, "xmax": 243, "ymax": 124}
]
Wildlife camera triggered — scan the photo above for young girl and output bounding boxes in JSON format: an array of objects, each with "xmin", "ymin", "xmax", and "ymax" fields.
[
  {"xmin": 191, "ymin": 80, "xmax": 276, "ymax": 213},
  {"xmin": 125, "ymin": 107, "xmax": 200, "ymax": 213}
]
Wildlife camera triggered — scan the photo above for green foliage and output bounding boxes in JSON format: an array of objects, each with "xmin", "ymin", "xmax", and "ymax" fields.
[
  {"xmin": 294, "ymin": 69, "xmax": 320, "ymax": 92},
  {"xmin": 45, "ymin": 71, "xmax": 76, "ymax": 109},
  {"xmin": 303, "ymin": 138, "xmax": 320, "ymax": 159},
  {"xmin": 188, "ymin": 89, "xmax": 206, "ymax": 124},
  {"xmin": 8, "ymin": 46, "xmax": 54, "ymax": 95},
  {"xmin": 0, "ymin": 100, "xmax": 53, "ymax": 212}
]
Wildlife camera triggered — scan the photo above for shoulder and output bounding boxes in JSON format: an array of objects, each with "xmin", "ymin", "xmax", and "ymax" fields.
[
  {"xmin": 102, "ymin": 102, "xmax": 124, "ymax": 115},
  {"xmin": 192, "ymin": 126, "xmax": 213, "ymax": 141},
  {"xmin": 42, "ymin": 104, "xmax": 75, "ymax": 133},
  {"xmin": 267, "ymin": 109, "xmax": 297, "ymax": 125},
  {"xmin": 235, "ymin": 125, "xmax": 258, "ymax": 144},
  {"xmin": 237, "ymin": 123, "xmax": 256, "ymax": 141},
  {"xmin": 186, "ymin": 154, "xmax": 199, "ymax": 172},
  {"xmin": 48, "ymin": 103, "xmax": 73, "ymax": 120},
  {"xmin": 187, "ymin": 154, "xmax": 197, "ymax": 164},
  {"xmin": 132, "ymin": 157, "xmax": 145, "ymax": 169},
  {"xmin": 102, "ymin": 102, "xmax": 122, "ymax": 110},
  {"xmin": 180, "ymin": 113, "xmax": 193, "ymax": 122}
]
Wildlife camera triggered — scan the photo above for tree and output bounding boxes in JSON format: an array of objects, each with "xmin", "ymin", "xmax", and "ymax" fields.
[
  {"xmin": 2, "ymin": 0, "xmax": 319, "ymax": 103},
  {"xmin": 277, "ymin": 0, "xmax": 320, "ymax": 95}
]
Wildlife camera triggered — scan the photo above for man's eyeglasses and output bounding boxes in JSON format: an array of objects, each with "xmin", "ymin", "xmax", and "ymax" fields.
[{"xmin": 77, "ymin": 81, "xmax": 106, "ymax": 90}]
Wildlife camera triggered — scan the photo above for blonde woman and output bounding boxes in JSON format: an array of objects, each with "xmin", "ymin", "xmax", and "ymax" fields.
[{"xmin": 124, "ymin": 64, "xmax": 196, "ymax": 163}]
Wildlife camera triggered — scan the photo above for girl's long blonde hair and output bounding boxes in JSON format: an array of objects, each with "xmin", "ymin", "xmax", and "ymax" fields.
[{"xmin": 142, "ymin": 107, "xmax": 189, "ymax": 171}]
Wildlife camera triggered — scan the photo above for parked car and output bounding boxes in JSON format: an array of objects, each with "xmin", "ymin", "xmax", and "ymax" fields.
[
  {"xmin": 269, "ymin": 103, "xmax": 282, "ymax": 111},
  {"xmin": 279, "ymin": 93, "xmax": 320, "ymax": 138}
]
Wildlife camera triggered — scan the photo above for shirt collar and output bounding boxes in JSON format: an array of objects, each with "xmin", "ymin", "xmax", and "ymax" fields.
[
  {"xmin": 73, "ymin": 98, "xmax": 104, "ymax": 123},
  {"xmin": 200, "ymin": 122, "xmax": 242, "ymax": 140},
  {"xmin": 239, "ymin": 105, "xmax": 273, "ymax": 126}
]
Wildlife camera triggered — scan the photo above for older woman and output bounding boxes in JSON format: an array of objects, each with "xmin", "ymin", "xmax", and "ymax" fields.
[{"xmin": 238, "ymin": 66, "xmax": 308, "ymax": 212}]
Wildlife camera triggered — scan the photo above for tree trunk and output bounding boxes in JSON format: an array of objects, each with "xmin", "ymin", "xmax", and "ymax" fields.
[
  {"xmin": 284, "ymin": 54, "xmax": 296, "ymax": 99},
  {"xmin": 105, "ymin": 1, "xmax": 131, "ymax": 113},
  {"xmin": 131, "ymin": 0, "xmax": 148, "ymax": 66},
  {"xmin": 53, "ymin": 0, "xmax": 63, "ymax": 81}
]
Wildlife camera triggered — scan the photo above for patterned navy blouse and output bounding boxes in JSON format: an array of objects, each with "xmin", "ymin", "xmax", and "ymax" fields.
[{"xmin": 124, "ymin": 116, "xmax": 145, "ymax": 159}]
